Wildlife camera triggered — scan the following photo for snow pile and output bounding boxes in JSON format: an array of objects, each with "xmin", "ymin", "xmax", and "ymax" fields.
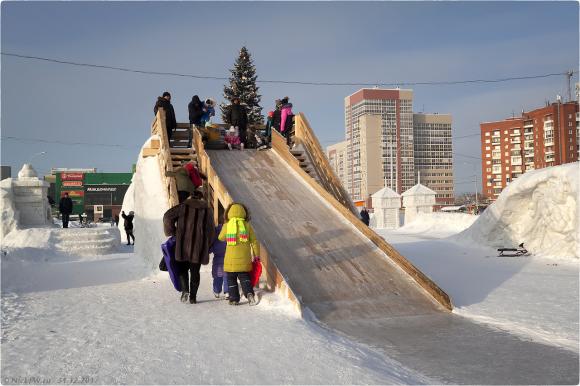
[
  {"xmin": 392, "ymin": 211, "xmax": 477, "ymax": 237},
  {"xmin": 121, "ymin": 137, "xmax": 169, "ymax": 269},
  {"xmin": 1, "ymin": 227, "xmax": 121, "ymax": 261},
  {"xmin": 456, "ymin": 162, "xmax": 579, "ymax": 259},
  {"xmin": 0, "ymin": 178, "xmax": 19, "ymax": 239}
]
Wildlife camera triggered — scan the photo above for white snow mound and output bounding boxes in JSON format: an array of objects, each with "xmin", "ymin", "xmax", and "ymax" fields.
[
  {"xmin": 455, "ymin": 162, "xmax": 579, "ymax": 259},
  {"xmin": 0, "ymin": 178, "xmax": 19, "ymax": 239},
  {"xmin": 121, "ymin": 137, "xmax": 169, "ymax": 269}
]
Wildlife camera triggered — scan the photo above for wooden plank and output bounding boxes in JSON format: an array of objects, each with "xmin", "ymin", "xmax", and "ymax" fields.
[
  {"xmin": 271, "ymin": 130, "xmax": 452, "ymax": 311},
  {"xmin": 141, "ymin": 148, "xmax": 159, "ymax": 157},
  {"xmin": 208, "ymin": 149, "xmax": 449, "ymax": 320}
]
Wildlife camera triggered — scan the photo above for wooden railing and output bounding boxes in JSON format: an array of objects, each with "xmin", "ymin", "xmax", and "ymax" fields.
[
  {"xmin": 292, "ymin": 113, "xmax": 358, "ymax": 215},
  {"xmin": 151, "ymin": 108, "xmax": 179, "ymax": 208},
  {"xmin": 271, "ymin": 129, "xmax": 453, "ymax": 311}
]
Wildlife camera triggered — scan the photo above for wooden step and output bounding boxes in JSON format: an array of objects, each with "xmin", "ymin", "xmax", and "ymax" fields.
[{"xmin": 170, "ymin": 148, "xmax": 196, "ymax": 155}]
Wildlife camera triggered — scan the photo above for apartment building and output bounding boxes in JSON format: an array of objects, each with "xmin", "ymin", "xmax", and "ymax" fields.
[
  {"xmin": 413, "ymin": 113, "xmax": 454, "ymax": 205},
  {"xmin": 344, "ymin": 88, "xmax": 414, "ymax": 201},
  {"xmin": 327, "ymin": 140, "xmax": 348, "ymax": 186},
  {"xmin": 480, "ymin": 100, "xmax": 579, "ymax": 200}
]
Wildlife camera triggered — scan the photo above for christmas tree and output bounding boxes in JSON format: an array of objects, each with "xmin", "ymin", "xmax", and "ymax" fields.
[{"xmin": 221, "ymin": 46, "xmax": 263, "ymax": 126}]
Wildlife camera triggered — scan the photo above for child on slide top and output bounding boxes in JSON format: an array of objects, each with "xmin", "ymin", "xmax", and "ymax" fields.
[
  {"xmin": 224, "ymin": 126, "xmax": 243, "ymax": 150},
  {"xmin": 219, "ymin": 203, "xmax": 259, "ymax": 306}
]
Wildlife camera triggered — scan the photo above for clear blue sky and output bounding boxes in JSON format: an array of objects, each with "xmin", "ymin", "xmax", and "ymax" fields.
[{"xmin": 1, "ymin": 1, "xmax": 578, "ymax": 193}]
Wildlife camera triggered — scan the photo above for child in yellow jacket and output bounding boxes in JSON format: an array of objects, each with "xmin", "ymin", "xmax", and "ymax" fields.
[{"xmin": 218, "ymin": 203, "xmax": 260, "ymax": 306}]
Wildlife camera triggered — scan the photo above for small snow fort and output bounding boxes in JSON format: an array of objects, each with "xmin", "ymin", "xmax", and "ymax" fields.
[
  {"xmin": 372, "ymin": 186, "xmax": 401, "ymax": 229},
  {"xmin": 402, "ymin": 182, "xmax": 436, "ymax": 224},
  {"xmin": 457, "ymin": 162, "xmax": 579, "ymax": 259},
  {"xmin": 1, "ymin": 164, "xmax": 51, "ymax": 233}
]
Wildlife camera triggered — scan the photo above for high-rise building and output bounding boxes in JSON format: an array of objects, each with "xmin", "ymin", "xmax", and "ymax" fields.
[
  {"xmin": 413, "ymin": 113, "xmax": 454, "ymax": 205},
  {"xmin": 480, "ymin": 100, "xmax": 579, "ymax": 201},
  {"xmin": 344, "ymin": 88, "xmax": 414, "ymax": 201},
  {"xmin": 327, "ymin": 141, "xmax": 348, "ymax": 186}
]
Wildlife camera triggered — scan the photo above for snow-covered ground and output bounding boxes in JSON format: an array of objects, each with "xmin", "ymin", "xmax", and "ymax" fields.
[
  {"xmin": 377, "ymin": 210, "xmax": 579, "ymax": 353},
  {"xmin": 1, "ymin": 244, "xmax": 430, "ymax": 384}
]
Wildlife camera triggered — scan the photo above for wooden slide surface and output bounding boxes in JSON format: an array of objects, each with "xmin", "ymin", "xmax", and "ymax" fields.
[{"xmin": 208, "ymin": 149, "xmax": 443, "ymax": 322}]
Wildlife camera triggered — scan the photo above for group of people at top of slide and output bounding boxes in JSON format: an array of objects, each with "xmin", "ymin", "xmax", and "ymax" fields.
[{"xmin": 153, "ymin": 91, "xmax": 295, "ymax": 151}]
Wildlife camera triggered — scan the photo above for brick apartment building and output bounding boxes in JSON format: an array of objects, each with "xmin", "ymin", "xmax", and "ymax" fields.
[{"xmin": 481, "ymin": 100, "xmax": 579, "ymax": 200}]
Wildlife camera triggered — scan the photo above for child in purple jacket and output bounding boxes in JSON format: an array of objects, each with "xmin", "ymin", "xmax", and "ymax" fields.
[{"xmin": 210, "ymin": 224, "xmax": 229, "ymax": 299}]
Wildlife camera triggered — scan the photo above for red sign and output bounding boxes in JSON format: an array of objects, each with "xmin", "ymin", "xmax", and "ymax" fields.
[
  {"xmin": 61, "ymin": 190, "xmax": 84, "ymax": 198},
  {"xmin": 62, "ymin": 181, "xmax": 83, "ymax": 187},
  {"xmin": 61, "ymin": 173, "xmax": 84, "ymax": 181}
]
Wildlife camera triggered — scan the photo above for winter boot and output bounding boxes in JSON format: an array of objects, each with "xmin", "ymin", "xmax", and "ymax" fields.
[
  {"xmin": 189, "ymin": 294, "xmax": 197, "ymax": 304},
  {"xmin": 213, "ymin": 292, "xmax": 220, "ymax": 299},
  {"xmin": 247, "ymin": 293, "xmax": 257, "ymax": 306},
  {"xmin": 180, "ymin": 291, "xmax": 189, "ymax": 303},
  {"xmin": 228, "ymin": 299, "xmax": 239, "ymax": 306},
  {"xmin": 224, "ymin": 292, "xmax": 230, "ymax": 300}
]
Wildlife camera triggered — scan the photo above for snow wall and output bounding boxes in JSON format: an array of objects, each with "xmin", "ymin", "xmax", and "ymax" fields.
[
  {"xmin": 0, "ymin": 178, "xmax": 20, "ymax": 240},
  {"xmin": 456, "ymin": 162, "xmax": 579, "ymax": 259},
  {"xmin": 120, "ymin": 137, "xmax": 169, "ymax": 269}
]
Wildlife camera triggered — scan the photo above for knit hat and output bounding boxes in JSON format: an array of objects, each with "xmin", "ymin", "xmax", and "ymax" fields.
[
  {"xmin": 268, "ymin": 111, "xmax": 274, "ymax": 117},
  {"xmin": 225, "ymin": 204, "xmax": 248, "ymax": 245},
  {"xmin": 162, "ymin": 91, "xmax": 171, "ymax": 98},
  {"xmin": 229, "ymin": 126, "xmax": 236, "ymax": 133}
]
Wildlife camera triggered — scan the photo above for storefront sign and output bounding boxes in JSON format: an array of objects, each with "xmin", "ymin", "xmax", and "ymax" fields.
[
  {"xmin": 86, "ymin": 186, "xmax": 118, "ymax": 192},
  {"xmin": 62, "ymin": 190, "xmax": 84, "ymax": 198},
  {"xmin": 61, "ymin": 173, "xmax": 84, "ymax": 181},
  {"xmin": 62, "ymin": 181, "xmax": 83, "ymax": 187}
]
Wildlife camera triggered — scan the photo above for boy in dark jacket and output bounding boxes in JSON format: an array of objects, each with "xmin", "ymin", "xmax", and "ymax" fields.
[
  {"xmin": 59, "ymin": 192, "xmax": 73, "ymax": 228},
  {"xmin": 121, "ymin": 210, "xmax": 135, "ymax": 245},
  {"xmin": 210, "ymin": 224, "xmax": 229, "ymax": 299}
]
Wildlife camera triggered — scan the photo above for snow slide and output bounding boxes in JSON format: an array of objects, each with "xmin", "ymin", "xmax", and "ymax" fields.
[{"xmin": 456, "ymin": 162, "xmax": 579, "ymax": 259}]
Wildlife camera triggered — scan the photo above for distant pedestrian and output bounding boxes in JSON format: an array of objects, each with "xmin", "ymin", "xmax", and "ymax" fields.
[
  {"xmin": 226, "ymin": 97, "xmax": 248, "ymax": 147},
  {"xmin": 121, "ymin": 210, "xmax": 135, "ymax": 245},
  {"xmin": 114, "ymin": 215, "xmax": 119, "ymax": 227},
  {"xmin": 154, "ymin": 91, "xmax": 177, "ymax": 141},
  {"xmin": 360, "ymin": 207, "xmax": 370, "ymax": 226},
  {"xmin": 272, "ymin": 99, "xmax": 282, "ymax": 133},
  {"xmin": 163, "ymin": 191, "xmax": 216, "ymax": 304},
  {"xmin": 59, "ymin": 192, "xmax": 73, "ymax": 229},
  {"xmin": 47, "ymin": 195, "xmax": 55, "ymax": 207},
  {"xmin": 219, "ymin": 203, "xmax": 259, "ymax": 306},
  {"xmin": 210, "ymin": 223, "xmax": 229, "ymax": 299}
]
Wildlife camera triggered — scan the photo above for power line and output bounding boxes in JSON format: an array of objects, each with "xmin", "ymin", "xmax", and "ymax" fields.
[
  {"xmin": 453, "ymin": 152, "xmax": 482, "ymax": 160},
  {"xmin": 1, "ymin": 135, "xmax": 135, "ymax": 149},
  {"xmin": 2, "ymin": 52, "xmax": 577, "ymax": 87}
]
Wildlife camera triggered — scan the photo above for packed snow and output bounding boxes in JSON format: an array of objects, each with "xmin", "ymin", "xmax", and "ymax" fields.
[
  {"xmin": 0, "ymin": 178, "xmax": 19, "ymax": 239},
  {"xmin": 456, "ymin": 162, "xmax": 579, "ymax": 259},
  {"xmin": 376, "ymin": 208, "xmax": 580, "ymax": 352}
]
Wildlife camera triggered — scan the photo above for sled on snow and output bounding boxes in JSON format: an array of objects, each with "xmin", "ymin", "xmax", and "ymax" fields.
[
  {"xmin": 159, "ymin": 236, "xmax": 182, "ymax": 291},
  {"xmin": 497, "ymin": 243, "xmax": 529, "ymax": 257}
]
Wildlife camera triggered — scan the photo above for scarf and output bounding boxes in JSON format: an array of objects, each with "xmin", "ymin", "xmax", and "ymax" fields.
[{"xmin": 226, "ymin": 217, "xmax": 248, "ymax": 246}]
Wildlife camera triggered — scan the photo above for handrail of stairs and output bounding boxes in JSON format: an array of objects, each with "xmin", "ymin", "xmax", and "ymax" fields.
[
  {"xmin": 151, "ymin": 108, "xmax": 179, "ymax": 208},
  {"xmin": 291, "ymin": 113, "xmax": 358, "ymax": 215}
]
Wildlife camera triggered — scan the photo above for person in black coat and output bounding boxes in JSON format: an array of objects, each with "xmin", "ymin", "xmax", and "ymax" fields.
[
  {"xmin": 188, "ymin": 95, "xmax": 204, "ymax": 126},
  {"xmin": 226, "ymin": 97, "xmax": 248, "ymax": 146},
  {"xmin": 121, "ymin": 210, "xmax": 135, "ymax": 245},
  {"xmin": 360, "ymin": 207, "xmax": 370, "ymax": 226},
  {"xmin": 154, "ymin": 92, "xmax": 177, "ymax": 141},
  {"xmin": 272, "ymin": 99, "xmax": 282, "ymax": 133},
  {"xmin": 59, "ymin": 192, "xmax": 73, "ymax": 228}
]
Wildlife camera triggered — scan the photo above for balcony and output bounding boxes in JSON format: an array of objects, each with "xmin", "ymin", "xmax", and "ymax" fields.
[
  {"xmin": 510, "ymin": 138, "xmax": 521, "ymax": 144},
  {"xmin": 510, "ymin": 131, "xmax": 521, "ymax": 136},
  {"xmin": 545, "ymin": 149, "xmax": 555, "ymax": 155},
  {"xmin": 511, "ymin": 144, "xmax": 521, "ymax": 150},
  {"xmin": 544, "ymin": 140, "xmax": 554, "ymax": 146}
]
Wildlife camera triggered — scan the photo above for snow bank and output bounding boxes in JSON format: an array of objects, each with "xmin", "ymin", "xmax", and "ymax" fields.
[
  {"xmin": 0, "ymin": 178, "xmax": 19, "ymax": 239},
  {"xmin": 391, "ymin": 212, "xmax": 477, "ymax": 237},
  {"xmin": 456, "ymin": 162, "xmax": 579, "ymax": 259},
  {"xmin": 121, "ymin": 138, "xmax": 169, "ymax": 269}
]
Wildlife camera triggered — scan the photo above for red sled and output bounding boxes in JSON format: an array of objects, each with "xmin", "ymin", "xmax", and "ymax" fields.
[{"xmin": 250, "ymin": 259, "xmax": 262, "ymax": 287}]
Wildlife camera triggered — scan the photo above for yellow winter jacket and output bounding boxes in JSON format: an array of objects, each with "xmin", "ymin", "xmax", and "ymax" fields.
[{"xmin": 219, "ymin": 204, "xmax": 260, "ymax": 273}]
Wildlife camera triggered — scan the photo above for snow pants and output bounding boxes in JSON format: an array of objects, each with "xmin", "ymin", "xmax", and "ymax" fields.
[
  {"xmin": 178, "ymin": 262, "xmax": 202, "ymax": 297},
  {"xmin": 62, "ymin": 213, "xmax": 70, "ymax": 228},
  {"xmin": 227, "ymin": 271, "xmax": 254, "ymax": 302},
  {"xmin": 212, "ymin": 264, "xmax": 229, "ymax": 294},
  {"xmin": 125, "ymin": 229, "xmax": 135, "ymax": 244}
]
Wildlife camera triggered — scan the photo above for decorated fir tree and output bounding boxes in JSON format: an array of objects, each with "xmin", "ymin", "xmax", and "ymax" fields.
[{"xmin": 221, "ymin": 46, "xmax": 263, "ymax": 126}]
